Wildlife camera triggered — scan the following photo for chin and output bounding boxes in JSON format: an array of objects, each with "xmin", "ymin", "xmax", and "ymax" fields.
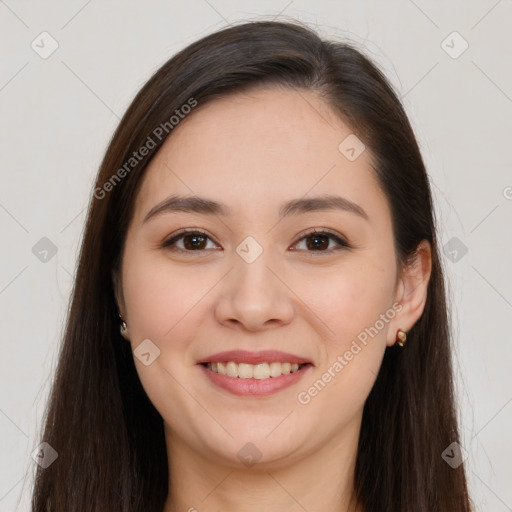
[{"xmin": 209, "ymin": 427, "xmax": 307, "ymax": 468}]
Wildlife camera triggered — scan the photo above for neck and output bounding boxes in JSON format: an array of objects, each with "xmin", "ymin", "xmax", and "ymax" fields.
[{"xmin": 163, "ymin": 420, "xmax": 362, "ymax": 512}]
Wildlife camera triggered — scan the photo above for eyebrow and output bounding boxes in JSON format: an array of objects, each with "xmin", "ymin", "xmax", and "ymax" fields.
[{"xmin": 143, "ymin": 193, "xmax": 369, "ymax": 223}]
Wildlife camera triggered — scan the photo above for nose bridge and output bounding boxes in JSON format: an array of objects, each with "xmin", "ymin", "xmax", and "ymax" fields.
[
  {"xmin": 232, "ymin": 244, "xmax": 279, "ymax": 303},
  {"xmin": 232, "ymin": 233, "xmax": 275, "ymax": 288},
  {"xmin": 215, "ymin": 240, "xmax": 294, "ymax": 330}
]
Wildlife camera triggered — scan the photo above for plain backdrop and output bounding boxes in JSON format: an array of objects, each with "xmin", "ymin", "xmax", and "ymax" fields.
[{"xmin": 1, "ymin": 1, "xmax": 511, "ymax": 511}]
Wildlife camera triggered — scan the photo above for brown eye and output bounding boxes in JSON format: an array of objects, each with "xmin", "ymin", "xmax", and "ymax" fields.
[
  {"xmin": 305, "ymin": 233, "xmax": 330, "ymax": 250},
  {"xmin": 292, "ymin": 229, "xmax": 350, "ymax": 252},
  {"xmin": 162, "ymin": 230, "xmax": 220, "ymax": 252},
  {"xmin": 182, "ymin": 233, "xmax": 207, "ymax": 250}
]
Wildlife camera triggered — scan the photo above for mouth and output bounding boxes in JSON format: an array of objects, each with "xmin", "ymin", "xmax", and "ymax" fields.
[{"xmin": 197, "ymin": 351, "xmax": 314, "ymax": 397}]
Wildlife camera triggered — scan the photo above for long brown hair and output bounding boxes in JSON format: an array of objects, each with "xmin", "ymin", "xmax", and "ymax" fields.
[{"xmin": 32, "ymin": 20, "xmax": 472, "ymax": 511}]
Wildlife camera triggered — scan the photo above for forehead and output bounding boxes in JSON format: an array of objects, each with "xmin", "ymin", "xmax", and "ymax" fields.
[{"xmin": 133, "ymin": 87, "xmax": 389, "ymax": 225}]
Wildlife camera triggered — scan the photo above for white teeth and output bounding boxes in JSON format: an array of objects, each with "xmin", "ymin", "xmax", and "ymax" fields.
[
  {"xmin": 205, "ymin": 361, "xmax": 304, "ymax": 378},
  {"xmin": 238, "ymin": 363, "xmax": 253, "ymax": 378},
  {"xmin": 253, "ymin": 363, "xmax": 270, "ymax": 380},
  {"xmin": 226, "ymin": 361, "xmax": 238, "ymax": 378},
  {"xmin": 269, "ymin": 362, "xmax": 282, "ymax": 378}
]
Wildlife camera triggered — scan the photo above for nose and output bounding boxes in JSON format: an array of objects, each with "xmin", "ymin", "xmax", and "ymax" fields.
[{"xmin": 214, "ymin": 252, "xmax": 294, "ymax": 332}]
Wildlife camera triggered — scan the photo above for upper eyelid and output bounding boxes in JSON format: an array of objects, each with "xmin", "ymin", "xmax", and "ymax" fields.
[{"xmin": 294, "ymin": 227, "xmax": 346, "ymax": 241}]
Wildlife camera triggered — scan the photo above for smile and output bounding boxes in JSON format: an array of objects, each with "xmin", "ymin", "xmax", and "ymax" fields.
[{"xmin": 199, "ymin": 361, "xmax": 313, "ymax": 397}]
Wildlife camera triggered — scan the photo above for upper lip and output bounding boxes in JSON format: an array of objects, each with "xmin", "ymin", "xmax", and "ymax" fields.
[{"xmin": 198, "ymin": 350, "xmax": 313, "ymax": 366}]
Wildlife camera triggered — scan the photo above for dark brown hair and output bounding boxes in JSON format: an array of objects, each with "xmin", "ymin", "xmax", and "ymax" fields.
[{"xmin": 32, "ymin": 20, "xmax": 471, "ymax": 511}]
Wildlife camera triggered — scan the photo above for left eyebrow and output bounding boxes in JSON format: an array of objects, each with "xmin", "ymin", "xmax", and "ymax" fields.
[
  {"xmin": 142, "ymin": 193, "xmax": 369, "ymax": 224},
  {"xmin": 279, "ymin": 195, "xmax": 369, "ymax": 221}
]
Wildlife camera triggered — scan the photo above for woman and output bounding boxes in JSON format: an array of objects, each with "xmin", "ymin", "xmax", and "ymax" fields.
[{"xmin": 32, "ymin": 20, "xmax": 472, "ymax": 512}]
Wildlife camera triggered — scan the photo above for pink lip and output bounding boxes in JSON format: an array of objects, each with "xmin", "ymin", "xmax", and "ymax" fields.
[
  {"xmin": 198, "ymin": 363, "xmax": 313, "ymax": 397},
  {"xmin": 197, "ymin": 349, "xmax": 312, "ymax": 365}
]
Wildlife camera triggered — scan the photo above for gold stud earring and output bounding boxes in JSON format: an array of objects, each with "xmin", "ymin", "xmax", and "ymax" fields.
[
  {"xmin": 119, "ymin": 314, "xmax": 129, "ymax": 340},
  {"xmin": 396, "ymin": 329, "xmax": 407, "ymax": 347}
]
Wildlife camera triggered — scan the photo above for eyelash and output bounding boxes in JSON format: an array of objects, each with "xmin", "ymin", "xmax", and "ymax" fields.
[{"xmin": 161, "ymin": 228, "xmax": 351, "ymax": 255}]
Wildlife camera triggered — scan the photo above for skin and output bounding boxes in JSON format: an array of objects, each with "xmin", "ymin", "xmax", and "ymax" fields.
[{"xmin": 114, "ymin": 86, "xmax": 432, "ymax": 512}]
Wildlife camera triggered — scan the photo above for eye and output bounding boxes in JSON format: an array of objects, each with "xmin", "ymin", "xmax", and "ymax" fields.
[
  {"xmin": 162, "ymin": 229, "xmax": 220, "ymax": 252},
  {"xmin": 161, "ymin": 228, "xmax": 350, "ymax": 254},
  {"xmin": 291, "ymin": 228, "xmax": 350, "ymax": 252}
]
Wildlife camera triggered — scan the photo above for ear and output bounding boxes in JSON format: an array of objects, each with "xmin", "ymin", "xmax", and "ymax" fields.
[{"xmin": 386, "ymin": 240, "xmax": 432, "ymax": 347}]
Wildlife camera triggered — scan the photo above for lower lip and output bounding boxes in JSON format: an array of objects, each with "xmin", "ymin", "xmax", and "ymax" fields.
[{"xmin": 198, "ymin": 364, "xmax": 313, "ymax": 397}]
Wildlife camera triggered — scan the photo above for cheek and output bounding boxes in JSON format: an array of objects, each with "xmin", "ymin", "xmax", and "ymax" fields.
[
  {"xmin": 290, "ymin": 256, "xmax": 395, "ymax": 409},
  {"xmin": 121, "ymin": 248, "xmax": 203, "ymax": 343},
  {"xmin": 294, "ymin": 256, "xmax": 395, "ymax": 347},
  {"xmin": 293, "ymin": 264, "xmax": 393, "ymax": 428}
]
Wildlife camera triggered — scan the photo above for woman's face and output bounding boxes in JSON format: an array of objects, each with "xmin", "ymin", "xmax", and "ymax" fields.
[{"xmin": 116, "ymin": 87, "xmax": 408, "ymax": 468}]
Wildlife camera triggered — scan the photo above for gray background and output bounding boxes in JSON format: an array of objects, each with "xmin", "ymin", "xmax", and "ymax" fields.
[{"xmin": 1, "ymin": 1, "xmax": 511, "ymax": 510}]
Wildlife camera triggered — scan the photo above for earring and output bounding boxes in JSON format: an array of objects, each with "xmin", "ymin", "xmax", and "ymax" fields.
[
  {"xmin": 119, "ymin": 314, "xmax": 129, "ymax": 340},
  {"xmin": 396, "ymin": 329, "xmax": 407, "ymax": 347}
]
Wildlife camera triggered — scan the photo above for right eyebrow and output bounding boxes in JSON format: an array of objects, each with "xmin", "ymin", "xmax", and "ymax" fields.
[{"xmin": 143, "ymin": 195, "xmax": 230, "ymax": 223}]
